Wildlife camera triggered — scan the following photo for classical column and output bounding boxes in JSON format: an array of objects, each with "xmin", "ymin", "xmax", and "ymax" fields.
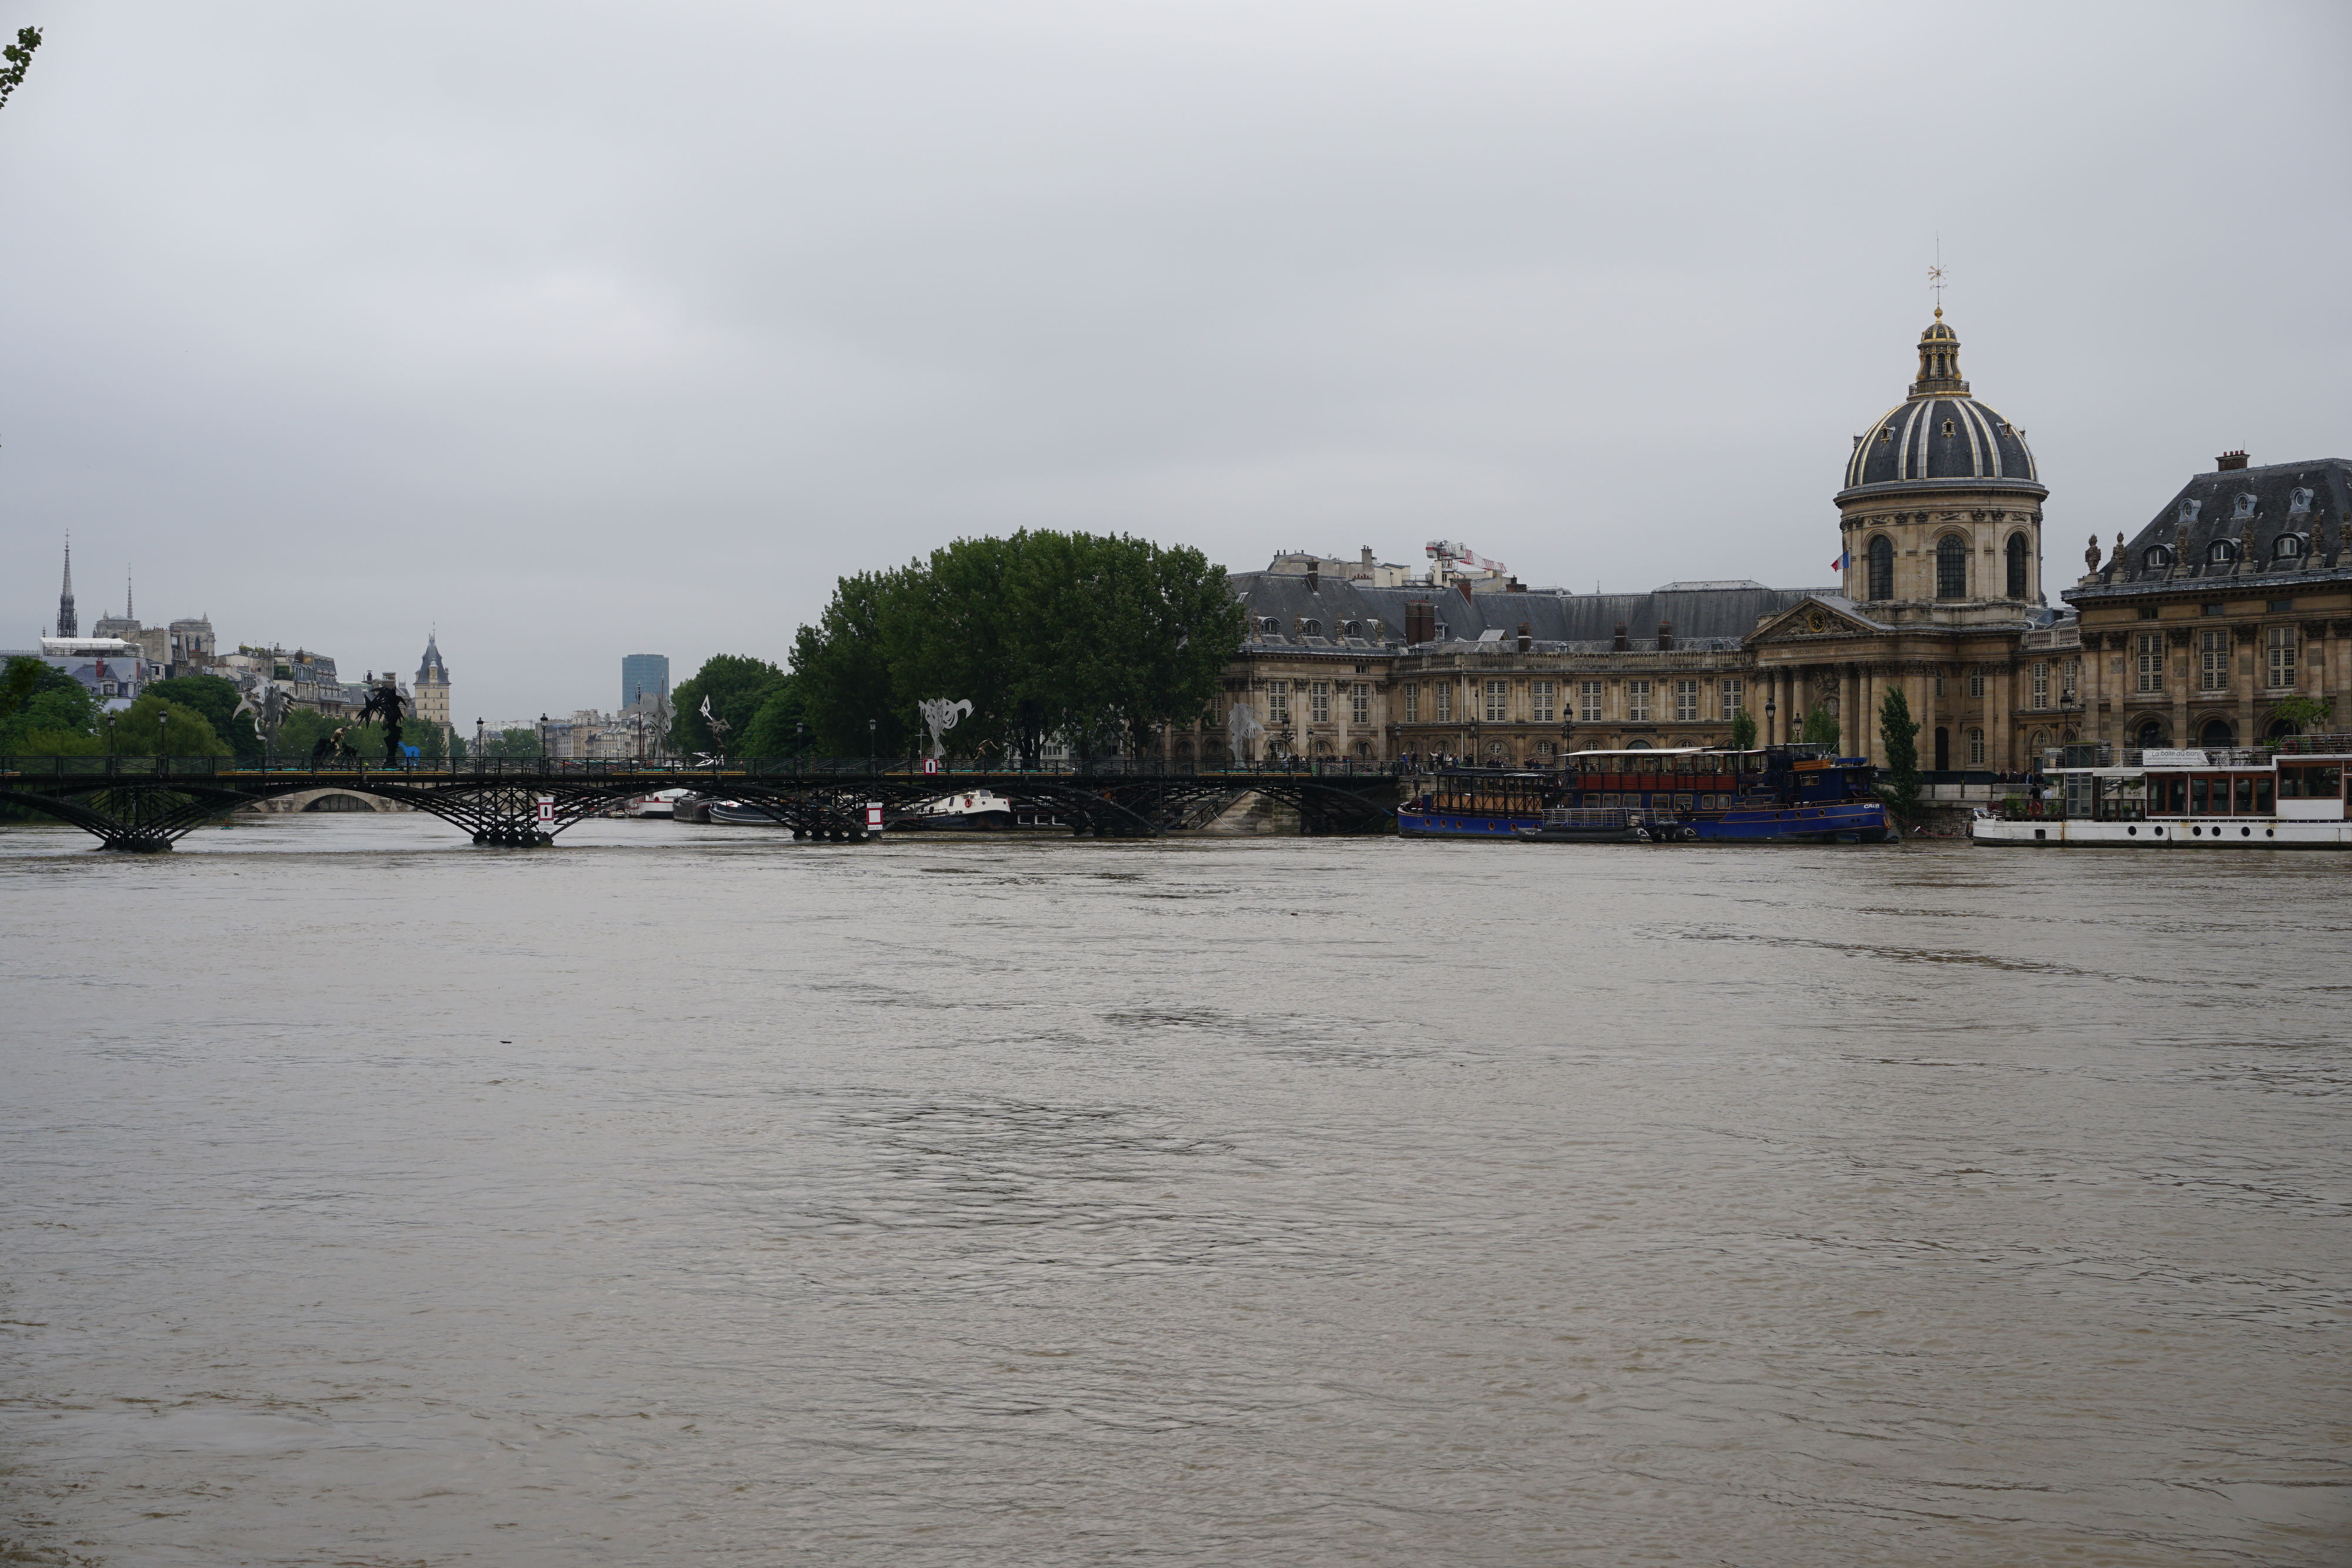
[
  {"xmin": 1986, "ymin": 657, "xmax": 2012, "ymax": 773},
  {"xmin": 2234, "ymin": 627, "xmax": 2258, "ymax": 748}
]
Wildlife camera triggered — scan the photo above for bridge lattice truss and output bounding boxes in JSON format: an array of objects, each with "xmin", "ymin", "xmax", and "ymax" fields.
[{"xmin": 0, "ymin": 764, "xmax": 1398, "ymax": 852}]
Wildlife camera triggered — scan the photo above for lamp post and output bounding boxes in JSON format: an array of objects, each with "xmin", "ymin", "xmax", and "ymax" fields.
[
  {"xmin": 475, "ymin": 717, "xmax": 486, "ymax": 768},
  {"xmin": 1468, "ymin": 719, "xmax": 1481, "ymax": 769},
  {"xmin": 105, "ymin": 711, "xmax": 117, "ymax": 757},
  {"xmin": 1559, "ymin": 717, "xmax": 1575, "ymax": 773},
  {"xmin": 158, "ymin": 707, "xmax": 168, "ymax": 762},
  {"xmin": 1764, "ymin": 697, "xmax": 1777, "ymax": 748},
  {"xmin": 867, "ymin": 717, "xmax": 876, "ymax": 774},
  {"xmin": 539, "ymin": 713, "xmax": 550, "ymax": 765}
]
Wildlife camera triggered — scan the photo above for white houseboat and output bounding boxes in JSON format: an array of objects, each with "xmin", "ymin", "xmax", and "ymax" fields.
[{"xmin": 1973, "ymin": 736, "xmax": 2351, "ymax": 848}]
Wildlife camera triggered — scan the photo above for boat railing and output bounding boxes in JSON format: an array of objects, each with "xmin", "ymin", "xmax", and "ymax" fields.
[{"xmin": 1539, "ymin": 807, "xmax": 1679, "ymax": 828}]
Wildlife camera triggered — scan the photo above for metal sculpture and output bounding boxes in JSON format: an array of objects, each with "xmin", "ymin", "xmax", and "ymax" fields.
[
  {"xmin": 232, "ymin": 680, "xmax": 292, "ymax": 755},
  {"xmin": 1226, "ymin": 701, "xmax": 1265, "ymax": 758},
  {"xmin": 700, "ymin": 694, "xmax": 731, "ymax": 754},
  {"xmin": 356, "ymin": 680, "xmax": 410, "ymax": 764},
  {"xmin": 917, "ymin": 697, "xmax": 973, "ymax": 761}
]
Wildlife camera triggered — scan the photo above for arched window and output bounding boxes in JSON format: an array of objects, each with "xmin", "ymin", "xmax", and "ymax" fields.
[
  {"xmin": 2135, "ymin": 718, "xmax": 2168, "ymax": 748},
  {"xmin": 2273, "ymin": 534, "xmax": 2303, "ymax": 560},
  {"xmin": 1299, "ymin": 619, "xmax": 1323, "ymax": 638},
  {"xmin": 2289, "ymin": 487, "xmax": 2314, "ymax": 516},
  {"xmin": 2144, "ymin": 544, "xmax": 2174, "ymax": 569},
  {"xmin": 2207, "ymin": 539, "xmax": 2237, "ymax": 566},
  {"xmin": 1866, "ymin": 535, "xmax": 1893, "ymax": 601},
  {"xmin": 2005, "ymin": 533, "xmax": 2029, "ymax": 599},
  {"xmin": 1935, "ymin": 535, "xmax": 1967, "ymax": 599},
  {"xmin": 2199, "ymin": 718, "xmax": 2236, "ymax": 748},
  {"xmin": 2233, "ymin": 493, "xmax": 2258, "ymax": 520},
  {"xmin": 1259, "ymin": 617, "xmax": 1280, "ymax": 635},
  {"xmin": 1341, "ymin": 620, "xmax": 1362, "ymax": 637}
]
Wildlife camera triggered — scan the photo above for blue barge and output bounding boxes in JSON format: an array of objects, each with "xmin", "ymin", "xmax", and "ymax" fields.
[{"xmin": 1398, "ymin": 745, "xmax": 1893, "ymax": 844}]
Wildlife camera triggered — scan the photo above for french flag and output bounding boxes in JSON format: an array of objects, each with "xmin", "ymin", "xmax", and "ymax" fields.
[{"xmin": 1831, "ymin": 549, "xmax": 1849, "ymax": 573}]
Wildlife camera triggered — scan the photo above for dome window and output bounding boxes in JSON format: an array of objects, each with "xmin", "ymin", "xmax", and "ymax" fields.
[
  {"xmin": 2273, "ymin": 534, "xmax": 2304, "ymax": 560},
  {"xmin": 1879, "ymin": 427, "xmax": 1893, "ymax": 443},
  {"xmin": 2143, "ymin": 544, "xmax": 2174, "ymax": 569},
  {"xmin": 2233, "ymin": 493, "xmax": 2258, "ymax": 520},
  {"xmin": 1935, "ymin": 535, "xmax": 1967, "ymax": 599},
  {"xmin": 2289, "ymin": 488, "xmax": 2314, "ymax": 515},
  {"xmin": 2178, "ymin": 499, "xmax": 2200, "ymax": 524},
  {"xmin": 2005, "ymin": 533, "xmax": 2030, "ymax": 599},
  {"xmin": 2207, "ymin": 539, "xmax": 2238, "ymax": 566},
  {"xmin": 1866, "ymin": 536, "xmax": 1893, "ymax": 601}
]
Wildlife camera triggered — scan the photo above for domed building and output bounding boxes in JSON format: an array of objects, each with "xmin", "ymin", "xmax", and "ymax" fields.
[{"xmin": 1743, "ymin": 313, "xmax": 2076, "ymax": 773}]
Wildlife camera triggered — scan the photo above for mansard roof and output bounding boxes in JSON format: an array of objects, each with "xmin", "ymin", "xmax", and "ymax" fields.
[
  {"xmin": 2066, "ymin": 456, "xmax": 2352, "ymax": 604},
  {"xmin": 1228, "ymin": 572, "xmax": 1831, "ymax": 650}
]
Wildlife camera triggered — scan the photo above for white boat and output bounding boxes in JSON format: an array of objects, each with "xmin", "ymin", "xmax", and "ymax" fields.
[
  {"xmin": 624, "ymin": 787, "xmax": 691, "ymax": 819},
  {"xmin": 895, "ymin": 787, "xmax": 1015, "ymax": 830},
  {"xmin": 1972, "ymin": 737, "xmax": 2351, "ymax": 848}
]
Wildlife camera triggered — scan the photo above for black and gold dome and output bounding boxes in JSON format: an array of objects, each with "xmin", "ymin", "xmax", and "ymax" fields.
[{"xmin": 1840, "ymin": 315, "xmax": 2042, "ymax": 496}]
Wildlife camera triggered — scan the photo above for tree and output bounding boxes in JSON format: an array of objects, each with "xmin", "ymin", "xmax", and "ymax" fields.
[
  {"xmin": 670, "ymin": 654, "xmax": 790, "ymax": 757},
  {"xmin": 114, "ymin": 693, "xmax": 233, "ymax": 757},
  {"xmin": 791, "ymin": 572, "xmax": 913, "ymax": 757},
  {"xmin": 1877, "ymin": 685, "xmax": 1922, "ymax": 827},
  {"xmin": 0, "ymin": 26, "xmax": 39, "ymax": 114},
  {"xmin": 739, "ymin": 677, "xmax": 810, "ymax": 758},
  {"xmin": 1799, "ymin": 706, "xmax": 1840, "ymax": 753},
  {"xmin": 2270, "ymin": 695, "xmax": 2334, "ymax": 737},
  {"xmin": 0, "ymin": 655, "xmax": 99, "ymax": 752},
  {"xmin": 146, "ymin": 675, "xmax": 264, "ymax": 761},
  {"xmin": 1729, "ymin": 706, "xmax": 1758, "ymax": 751},
  {"xmin": 477, "ymin": 727, "xmax": 543, "ymax": 759}
]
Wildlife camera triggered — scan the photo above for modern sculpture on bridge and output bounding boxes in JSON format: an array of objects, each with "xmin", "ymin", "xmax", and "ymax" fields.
[
  {"xmin": 356, "ymin": 681, "xmax": 409, "ymax": 764},
  {"xmin": 918, "ymin": 698, "xmax": 973, "ymax": 761}
]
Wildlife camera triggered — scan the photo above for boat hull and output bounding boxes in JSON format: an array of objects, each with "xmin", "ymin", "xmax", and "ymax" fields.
[
  {"xmin": 1694, "ymin": 801, "xmax": 1892, "ymax": 843},
  {"xmin": 1398, "ymin": 811, "xmax": 1539, "ymax": 840},
  {"xmin": 1973, "ymin": 817, "xmax": 2352, "ymax": 848}
]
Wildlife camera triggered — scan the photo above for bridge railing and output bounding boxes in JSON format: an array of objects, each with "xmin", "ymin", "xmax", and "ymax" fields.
[{"xmin": 1, "ymin": 755, "xmax": 1404, "ymax": 783}]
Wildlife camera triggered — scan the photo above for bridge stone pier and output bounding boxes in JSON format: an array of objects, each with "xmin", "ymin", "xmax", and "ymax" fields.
[{"xmin": 0, "ymin": 757, "xmax": 1401, "ymax": 852}]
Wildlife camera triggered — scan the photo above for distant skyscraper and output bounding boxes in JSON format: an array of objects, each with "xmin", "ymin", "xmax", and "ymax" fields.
[
  {"xmin": 622, "ymin": 653, "xmax": 670, "ymax": 712},
  {"xmin": 55, "ymin": 535, "xmax": 76, "ymax": 637}
]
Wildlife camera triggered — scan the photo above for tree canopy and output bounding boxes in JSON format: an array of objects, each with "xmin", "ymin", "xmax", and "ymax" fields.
[
  {"xmin": 146, "ymin": 675, "xmax": 264, "ymax": 761},
  {"xmin": 669, "ymin": 655, "xmax": 790, "ymax": 757},
  {"xmin": 1877, "ymin": 685, "xmax": 1922, "ymax": 825},
  {"xmin": 789, "ymin": 530, "xmax": 1244, "ymax": 761},
  {"xmin": 1, "ymin": 656, "xmax": 98, "ymax": 752}
]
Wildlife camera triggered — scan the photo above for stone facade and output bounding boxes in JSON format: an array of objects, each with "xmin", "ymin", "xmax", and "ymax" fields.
[
  {"xmin": 1180, "ymin": 314, "xmax": 2094, "ymax": 773},
  {"xmin": 2064, "ymin": 456, "xmax": 2352, "ymax": 750}
]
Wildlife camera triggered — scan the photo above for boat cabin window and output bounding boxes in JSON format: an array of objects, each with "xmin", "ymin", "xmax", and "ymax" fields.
[{"xmin": 2278, "ymin": 764, "xmax": 2342, "ymax": 800}]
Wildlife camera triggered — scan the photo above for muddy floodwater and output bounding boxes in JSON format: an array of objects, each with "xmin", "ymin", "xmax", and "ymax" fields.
[{"xmin": 2, "ymin": 814, "xmax": 2347, "ymax": 1566}]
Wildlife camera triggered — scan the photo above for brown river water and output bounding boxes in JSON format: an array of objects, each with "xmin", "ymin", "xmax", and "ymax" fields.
[{"xmin": 1, "ymin": 815, "xmax": 2347, "ymax": 1566}]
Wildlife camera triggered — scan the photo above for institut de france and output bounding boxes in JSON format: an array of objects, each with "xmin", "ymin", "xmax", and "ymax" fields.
[{"xmin": 1171, "ymin": 313, "xmax": 2348, "ymax": 770}]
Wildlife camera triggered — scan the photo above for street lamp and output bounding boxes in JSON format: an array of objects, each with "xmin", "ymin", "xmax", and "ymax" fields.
[
  {"xmin": 539, "ymin": 713, "xmax": 550, "ymax": 765},
  {"xmin": 158, "ymin": 707, "xmax": 168, "ymax": 762},
  {"xmin": 1559, "ymin": 717, "xmax": 1575, "ymax": 773},
  {"xmin": 867, "ymin": 717, "xmax": 876, "ymax": 774},
  {"xmin": 105, "ymin": 711, "xmax": 117, "ymax": 757},
  {"xmin": 475, "ymin": 717, "xmax": 486, "ymax": 768},
  {"xmin": 1764, "ymin": 697, "xmax": 1776, "ymax": 748}
]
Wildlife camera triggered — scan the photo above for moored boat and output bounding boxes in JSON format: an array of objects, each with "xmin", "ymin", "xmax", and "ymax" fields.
[
  {"xmin": 1398, "ymin": 746, "xmax": 1893, "ymax": 844},
  {"xmin": 1972, "ymin": 735, "xmax": 2352, "ymax": 848}
]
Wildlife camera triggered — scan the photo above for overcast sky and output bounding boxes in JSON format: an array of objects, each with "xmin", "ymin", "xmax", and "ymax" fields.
[{"xmin": 2, "ymin": 1, "xmax": 2346, "ymax": 720}]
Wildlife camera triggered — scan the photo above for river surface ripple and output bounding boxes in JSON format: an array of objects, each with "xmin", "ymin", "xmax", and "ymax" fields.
[{"xmin": 2, "ymin": 815, "xmax": 2347, "ymax": 1566}]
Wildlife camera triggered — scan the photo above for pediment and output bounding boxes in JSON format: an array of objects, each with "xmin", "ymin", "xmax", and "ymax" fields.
[{"xmin": 1748, "ymin": 596, "xmax": 1885, "ymax": 646}]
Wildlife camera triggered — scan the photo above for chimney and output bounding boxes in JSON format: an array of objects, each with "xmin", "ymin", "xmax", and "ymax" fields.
[
  {"xmin": 1506, "ymin": 576, "xmax": 1525, "ymax": 593},
  {"xmin": 1405, "ymin": 600, "xmax": 1435, "ymax": 644},
  {"xmin": 1360, "ymin": 546, "xmax": 1375, "ymax": 569},
  {"xmin": 1305, "ymin": 564, "xmax": 1319, "ymax": 593},
  {"xmin": 1612, "ymin": 622, "xmax": 1630, "ymax": 652},
  {"xmin": 1657, "ymin": 621, "xmax": 1675, "ymax": 651},
  {"xmin": 1457, "ymin": 579, "xmax": 1474, "ymax": 603},
  {"xmin": 1516, "ymin": 623, "xmax": 1532, "ymax": 653},
  {"xmin": 2217, "ymin": 450, "xmax": 2249, "ymax": 471}
]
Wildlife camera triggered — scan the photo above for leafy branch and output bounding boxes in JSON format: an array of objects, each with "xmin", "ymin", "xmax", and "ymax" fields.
[{"xmin": 0, "ymin": 27, "xmax": 42, "ymax": 113}]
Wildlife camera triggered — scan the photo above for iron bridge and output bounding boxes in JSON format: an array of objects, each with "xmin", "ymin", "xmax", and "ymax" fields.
[{"xmin": 0, "ymin": 757, "xmax": 1402, "ymax": 852}]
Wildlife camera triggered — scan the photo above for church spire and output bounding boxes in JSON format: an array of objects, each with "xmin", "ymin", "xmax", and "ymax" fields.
[
  {"xmin": 56, "ymin": 534, "xmax": 77, "ymax": 637},
  {"xmin": 124, "ymin": 564, "xmax": 134, "ymax": 624}
]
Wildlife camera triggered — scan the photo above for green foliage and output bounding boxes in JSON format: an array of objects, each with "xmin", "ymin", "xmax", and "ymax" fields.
[
  {"xmin": 0, "ymin": 26, "xmax": 39, "ymax": 113},
  {"xmin": 740, "ymin": 678, "xmax": 811, "ymax": 758},
  {"xmin": 2270, "ymin": 695, "xmax": 2334, "ymax": 736},
  {"xmin": 482, "ymin": 727, "xmax": 543, "ymax": 759},
  {"xmin": 1728, "ymin": 707, "xmax": 1758, "ymax": 750},
  {"xmin": 111, "ymin": 693, "xmax": 233, "ymax": 757},
  {"xmin": 791, "ymin": 530, "xmax": 1246, "ymax": 761},
  {"xmin": 1877, "ymin": 685, "xmax": 1922, "ymax": 825},
  {"xmin": 0, "ymin": 656, "xmax": 99, "ymax": 751},
  {"xmin": 670, "ymin": 654, "xmax": 790, "ymax": 757},
  {"xmin": 1799, "ymin": 706, "xmax": 1840, "ymax": 753},
  {"xmin": 146, "ymin": 675, "xmax": 265, "ymax": 761}
]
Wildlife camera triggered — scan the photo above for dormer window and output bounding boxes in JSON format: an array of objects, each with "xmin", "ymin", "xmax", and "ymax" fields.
[
  {"xmin": 1299, "ymin": 619, "xmax": 1323, "ymax": 638},
  {"xmin": 2289, "ymin": 487, "xmax": 2314, "ymax": 515},
  {"xmin": 2233, "ymin": 492, "xmax": 2258, "ymax": 520},
  {"xmin": 2143, "ymin": 544, "xmax": 2174, "ymax": 569},
  {"xmin": 2273, "ymin": 534, "xmax": 2304, "ymax": 560},
  {"xmin": 2207, "ymin": 539, "xmax": 2238, "ymax": 565},
  {"xmin": 1341, "ymin": 620, "xmax": 1361, "ymax": 637},
  {"xmin": 2178, "ymin": 499, "xmax": 2200, "ymax": 524},
  {"xmin": 1258, "ymin": 617, "xmax": 1280, "ymax": 635}
]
